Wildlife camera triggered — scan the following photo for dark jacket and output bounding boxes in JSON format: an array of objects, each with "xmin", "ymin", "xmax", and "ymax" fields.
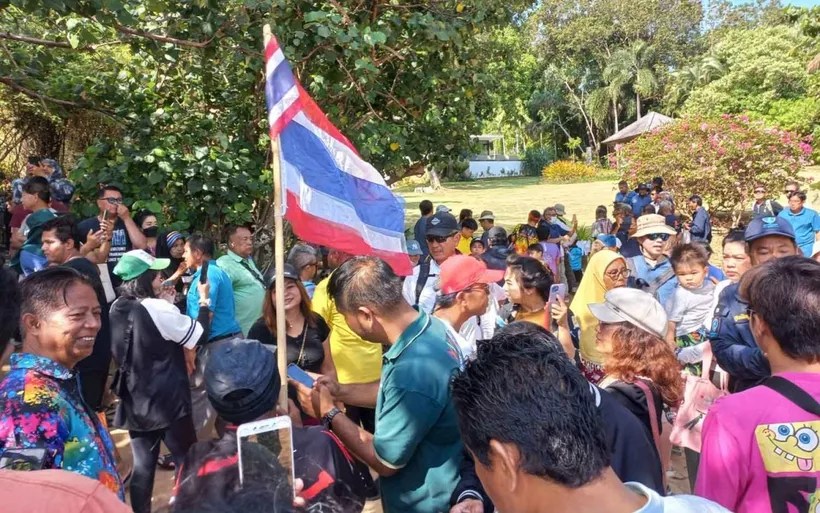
[
  {"xmin": 450, "ymin": 385, "xmax": 665, "ymax": 511},
  {"xmin": 709, "ymin": 282, "xmax": 770, "ymax": 392}
]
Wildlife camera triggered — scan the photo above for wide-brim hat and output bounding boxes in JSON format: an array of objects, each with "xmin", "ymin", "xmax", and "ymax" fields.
[
  {"xmin": 632, "ymin": 214, "xmax": 676, "ymax": 238},
  {"xmin": 588, "ymin": 287, "xmax": 668, "ymax": 340}
]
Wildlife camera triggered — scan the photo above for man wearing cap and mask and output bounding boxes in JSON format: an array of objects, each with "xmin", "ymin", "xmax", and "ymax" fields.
[
  {"xmin": 477, "ymin": 211, "xmax": 495, "ymax": 247},
  {"xmin": 173, "ymin": 339, "xmax": 373, "ymax": 512},
  {"xmin": 710, "ymin": 216, "xmax": 801, "ymax": 392},
  {"xmin": 625, "ymin": 214, "xmax": 679, "ymax": 307}
]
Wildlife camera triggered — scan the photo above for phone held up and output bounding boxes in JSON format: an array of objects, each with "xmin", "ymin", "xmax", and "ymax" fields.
[
  {"xmin": 547, "ymin": 283, "xmax": 567, "ymax": 306},
  {"xmin": 237, "ymin": 416, "xmax": 295, "ymax": 498},
  {"xmin": 199, "ymin": 260, "xmax": 209, "ymax": 284}
]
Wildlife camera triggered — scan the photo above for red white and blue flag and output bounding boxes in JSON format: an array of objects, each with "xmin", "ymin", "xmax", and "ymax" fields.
[{"xmin": 264, "ymin": 35, "xmax": 412, "ymax": 276}]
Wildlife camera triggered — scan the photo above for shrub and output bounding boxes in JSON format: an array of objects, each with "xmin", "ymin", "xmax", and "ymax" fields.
[
  {"xmin": 522, "ymin": 147, "xmax": 556, "ymax": 176},
  {"xmin": 619, "ymin": 114, "xmax": 811, "ymax": 225},
  {"xmin": 541, "ymin": 160, "xmax": 600, "ymax": 182}
]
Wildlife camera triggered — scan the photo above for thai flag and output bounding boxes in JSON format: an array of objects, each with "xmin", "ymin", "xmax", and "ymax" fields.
[{"xmin": 264, "ymin": 36, "xmax": 412, "ymax": 276}]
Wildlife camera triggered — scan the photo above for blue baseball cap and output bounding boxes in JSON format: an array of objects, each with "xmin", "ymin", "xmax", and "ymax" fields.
[
  {"xmin": 596, "ymin": 234, "xmax": 620, "ymax": 248},
  {"xmin": 406, "ymin": 239, "xmax": 423, "ymax": 256},
  {"xmin": 744, "ymin": 216, "xmax": 795, "ymax": 243}
]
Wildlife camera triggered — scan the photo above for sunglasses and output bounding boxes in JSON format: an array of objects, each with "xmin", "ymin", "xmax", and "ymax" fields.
[
  {"xmin": 426, "ymin": 235, "xmax": 451, "ymax": 244},
  {"xmin": 784, "ymin": 190, "xmax": 797, "ymax": 196},
  {"xmin": 754, "ymin": 189, "xmax": 765, "ymax": 193},
  {"xmin": 646, "ymin": 233, "xmax": 670, "ymax": 241}
]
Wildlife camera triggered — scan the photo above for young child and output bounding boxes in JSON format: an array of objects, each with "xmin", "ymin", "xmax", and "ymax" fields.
[
  {"xmin": 591, "ymin": 205, "xmax": 613, "ymax": 238},
  {"xmin": 665, "ymin": 243, "xmax": 716, "ymax": 376},
  {"xmin": 567, "ymin": 242, "xmax": 584, "ymax": 283},
  {"xmin": 470, "ymin": 238, "xmax": 486, "ymax": 259},
  {"xmin": 526, "ymin": 243, "xmax": 543, "ymax": 261}
]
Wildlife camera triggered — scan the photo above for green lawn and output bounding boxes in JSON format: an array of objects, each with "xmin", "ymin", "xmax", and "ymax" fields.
[{"xmin": 398, "ymin": 165, "xmax": 820, "ymax": 234}]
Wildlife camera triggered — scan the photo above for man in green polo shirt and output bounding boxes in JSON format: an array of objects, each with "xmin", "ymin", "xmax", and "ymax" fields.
[
  {"xmin": 216, "ymin": 225, "xmax": 266, "ymax": 335},
  {"xmin": 292, "ymin": 256, "xmax": 463, "ymax": 513}
]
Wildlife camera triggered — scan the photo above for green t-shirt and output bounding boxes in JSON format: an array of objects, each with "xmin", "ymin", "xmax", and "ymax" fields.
[
  {"xmin": 215, "ymin": 251, "xmax": 266, "ymax": 336},
  {"xmin": 373, "ymin": 311, "xmax": 463, "ymax": 513}
]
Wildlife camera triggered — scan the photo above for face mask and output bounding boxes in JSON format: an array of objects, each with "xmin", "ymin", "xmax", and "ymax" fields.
[{"xmin": 143, "ymin": 226, "xmax": 159, "ymax": 238}]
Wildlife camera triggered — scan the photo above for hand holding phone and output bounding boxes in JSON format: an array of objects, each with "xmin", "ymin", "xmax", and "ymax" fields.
[
  {"xmin": 199, "ymin": 260, "xmax": 209, "ymax": 284},
  {"xmin": 287, "ymin": 363, "xmax": 315, "ymax": 389},
  {"xmin": 237, "ymin": 416, "xmax": 295, "ymax": 498},
  {"xmin": 547, "ymin": 283, "xmax": 567, "ymax": 305}
]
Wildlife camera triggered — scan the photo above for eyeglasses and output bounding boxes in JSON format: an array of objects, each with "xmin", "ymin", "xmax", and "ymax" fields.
[
  {"xmin": 464, "ymin": 283, "xmax": 490, "ymax": 294},
  {"xmin": 646, "ymin": 233, "xmax": 670, "ymax": 241},
  {"xmin": 426, "ymin": 235, "xmax": 451, "ymax": 244},
  {"xmin": 784, "ymin": 190, "xmax": 798, "ymax": 196},
  {"xmin": 605, "ymin": 268, "xmax": 631, "ymax": 279},
  {"xmin": 745, "ymin": 306, "xmax": 756, "ymax": 318},
  {"xmin": 754, "ymin": 189, "xmax": 765, "ymax": 193},
  {"xmin": 103, "ymin": 197, "xmax": 123, "ymax": 205}
]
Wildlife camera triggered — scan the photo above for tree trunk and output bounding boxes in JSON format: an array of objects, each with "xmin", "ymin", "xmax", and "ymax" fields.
[
  {"xmin": 636, "ymin": 93, "xmax": 642, "ymax": 119},
  {"xmin": 612, "ymin": 100, "xmax": 620, "ymax": 132},
  {"xmin": 429, "ymin": 167, "xmax": 442, "ymax": 190}
]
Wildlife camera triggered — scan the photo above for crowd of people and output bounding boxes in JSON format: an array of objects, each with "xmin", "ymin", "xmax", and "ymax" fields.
[{"xmin": 0, "ymin": 163, "xmax": 820, "ymax": 513}]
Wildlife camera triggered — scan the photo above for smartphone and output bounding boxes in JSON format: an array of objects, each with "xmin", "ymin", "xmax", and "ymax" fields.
[
  {"xmin": 160, "ymin": 278, "xmax": 175, "ymax": 288},
  {"xmin": 102, "ymin": 209, "xmax": 109, "ymax": 222},
  {"xmin": 287, "ymin": 363, "xmax": 315, "ymax": 388},
  {"xmin": 237, "ymin": 416, "xmax": 295, "ymax": 497},
  {"xmin": 200, "ymin": 260, "xmax": 209, "ymax": 284},
  {"xmin": 548, "ymin": 283, "xmax": 567, "ymax": 305},
  {"xmin": 0, "ymin": 448, "xmax": 47, "ymax": 471}
]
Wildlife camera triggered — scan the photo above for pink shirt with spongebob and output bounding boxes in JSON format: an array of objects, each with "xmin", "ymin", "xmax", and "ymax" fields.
[{"xmin": 696, "ymin": 372, "xmax": 820, "ymax": 513}]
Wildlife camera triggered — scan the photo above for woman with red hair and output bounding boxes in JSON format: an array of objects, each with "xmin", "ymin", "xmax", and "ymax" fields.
[{"xmin": 588, "ymin": 287, "xmax": 683, "ymax": 482}]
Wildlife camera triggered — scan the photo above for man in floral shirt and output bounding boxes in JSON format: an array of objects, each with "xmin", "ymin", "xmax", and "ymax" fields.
[{"xmin": 0, "ymin": 267, "xmax": 123, "ymax": 500}]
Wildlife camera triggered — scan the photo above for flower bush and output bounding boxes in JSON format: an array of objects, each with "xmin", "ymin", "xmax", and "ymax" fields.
[
  {"xmin": 541, "ymin": 160, "xmax": 601, "ymax": 183},
  {"xmin": 619, "ymin": 114, "xmax": 811, "ymax": 223}
]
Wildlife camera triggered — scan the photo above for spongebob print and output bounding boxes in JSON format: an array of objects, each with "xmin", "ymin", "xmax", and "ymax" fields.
[{"xmin": 757, "ymin": 422, "xmax": 820, "ymax": 473}]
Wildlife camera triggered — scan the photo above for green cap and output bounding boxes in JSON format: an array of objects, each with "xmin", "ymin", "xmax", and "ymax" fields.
[{"xmin": 113, "ymin": 250, "xmax": 170, "ymax": 281}]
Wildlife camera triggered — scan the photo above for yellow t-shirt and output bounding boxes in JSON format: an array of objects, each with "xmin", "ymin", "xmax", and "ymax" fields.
[
  {"xmin": 514, "ymin": 309, "xmax": 550, "ymax": 330},
  {"xmin": 312, "ymin": 274, "xmax": 382, "ymax": 384},
  {"xmin": 457, "ymin": 234, "xmax": 473, "ymax": 255}
]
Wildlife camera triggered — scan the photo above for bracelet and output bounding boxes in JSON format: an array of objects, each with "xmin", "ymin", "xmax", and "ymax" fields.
[
  {"xmin": 322, "ymin": 407, "xmax": 343, "ymax": 429},
  {"xmin": 199, "ymin": 298, "xmax": 211, "ymax": 307}
]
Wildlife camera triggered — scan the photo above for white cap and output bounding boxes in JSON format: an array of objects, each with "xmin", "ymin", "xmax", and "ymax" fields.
[{"xmin": 587, "ymin": 287, "xmax": 668, "ymax": 339}]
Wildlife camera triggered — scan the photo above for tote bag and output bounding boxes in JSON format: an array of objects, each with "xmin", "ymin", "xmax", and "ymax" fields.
[{"xmin": 670, "ymin": 345, "xmax": 727, "ymax": 452}]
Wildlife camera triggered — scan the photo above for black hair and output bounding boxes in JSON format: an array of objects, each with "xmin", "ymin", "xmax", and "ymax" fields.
[
  {"xmin": 20, "ymin": 267, "xmax": 94, "ymax": 336},
  {"xmin": 118, "ymin": 270, "xmax": 159, "ymax": 300},
  {"xmin": 527, "ymin": 243, "xmax": 543, "ymax": 253},
  {"xmin": 618, "ymin": 180, "xmax": 628, "ymax": 186},
  {"xmin": 652, "ymin": 176, "xmax": 664, "ymax": 188},
  {"xmin": 40, "ymin": 215, "xmax": 81, "ymax": 250},
  {"xmin": 27, "ymin": 155, "xmax": 42, "ymax": 166},
  {"xmin": 459, "ymin": 209, "xmax": 473, "ymax": 223},
  {"xmin": 452, "ymin": 323, "xmax": 610, "ymax": 488},
  {"xmin": 97, "ymin": 184, "xmax": 123, "ymax": 199},
  {"xmin": 689, "ymin": 195, "xmax": 703, "ymax": 206},
  {"xmin": 419, "ymin": 200, "xmax": 433, "ymax": 216},
  {"xmin": 470, "ymin": 239, "xmax": 485, "ymax": 249},
  {"xmin": 434, "ymin": 291, "xmax": 460, "ymax": 310},
  {"xmin": 790, "ymin": 191, "xmax": 807, "ymax": 202},
  {"xmin": 722, "ymin": 228, "xmax": 746, "ymax": 248},
  {"xmin": 187, "ymin": 233, "xmax": 215, "ymax": 257},
  {"xmin": 0, "ymin": 268, "xmax": 21, "ymax": 356},
  {"xmin": 224, "ymin": 224, "xmax": 252, "ymax": 241},
  {"xmin": 328, "ymin": 256, "xmax": 404, "ymax": 314},
  {"xmin": 595, "ymin": 205, "xmax": 607, "ymax": 219},
  {"xmin": 22, "ymin": 176, "xmax": 50, "ymax": 203},
  {"xmin": 641, "ymin": 204, "xmax": 656, "ymax": 215},
  {"xmin": 461, "ymin": 218, "xmax": 478, "ymax": 231},
  {"xmin": 134, "ymin": 209, "xmax": 156, "ymax": 228},
  {"xmin": 742, "ymin": 256, "xmax": 820, "ymax": 362},
  {"xmin": 507, "ymin": 255, "xmax": 553, "ymax": 302}
]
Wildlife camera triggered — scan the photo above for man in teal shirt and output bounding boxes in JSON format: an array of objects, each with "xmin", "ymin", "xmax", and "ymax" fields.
[
  {"xmin": 292, "ymin": 256, "xmax": 462, "ymax": 513},
  {"xmin": 778, "ymin": 191, "xmax": 820, "ymax": 257},
  {"xmin": 216, "ymin": 225, "xmax": 266, "ymax": 335}
]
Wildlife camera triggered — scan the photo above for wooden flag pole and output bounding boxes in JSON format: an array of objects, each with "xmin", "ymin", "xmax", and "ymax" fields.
[{"xmin": 263, "ymin": 24, "xmax": 289, "ymax": 411}]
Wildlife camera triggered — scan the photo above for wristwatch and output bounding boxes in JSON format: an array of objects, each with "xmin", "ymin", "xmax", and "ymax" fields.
[{"xmin": 322, "ymin": 407, "xmax": 343, "ymax": 429}]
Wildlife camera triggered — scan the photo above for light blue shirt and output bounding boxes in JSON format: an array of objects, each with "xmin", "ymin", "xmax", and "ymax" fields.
[
  {"xmin": 187, "ymin": 262, "xmax": 242, "ymax": 340},
  {"xmin": 627, "ymin": 482, "xmax": 730, "ymax": 512},
  {"xmin": 778, "ymin": 207, "xmax": 820, "ymax": 257}
]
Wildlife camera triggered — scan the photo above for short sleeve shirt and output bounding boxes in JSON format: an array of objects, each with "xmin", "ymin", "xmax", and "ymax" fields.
[
  {"xmin": 215, "ymin": 251, "xmax": 266, "ymax": 336},
  {"xmin": 778, "ymin": 207, "xmax": 820, "ymax": 256},
  {"xmin": 187, "ymin": 263, "xmax": 242, "ymax": 340},
  {"xmin": 247, "ymin": 316, "xmax": 330, "ymax": 373},
  {"xmin": 374, "ymin": 312, "xmax": 463, "ymax": 513}
]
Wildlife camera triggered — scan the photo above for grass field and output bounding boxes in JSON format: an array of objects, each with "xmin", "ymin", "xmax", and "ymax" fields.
[{"xmin": 397, "ymin": 166, "xmax": 820, "ymax": 234}]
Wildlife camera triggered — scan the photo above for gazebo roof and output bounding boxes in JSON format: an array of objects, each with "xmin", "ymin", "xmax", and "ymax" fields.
[{"xmin": 602, "ymin": 111, "xmax": 674, "ymax": 146}]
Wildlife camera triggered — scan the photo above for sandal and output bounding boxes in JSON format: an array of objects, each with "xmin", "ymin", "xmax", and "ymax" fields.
[{"xmin": 157, "ymin": 453, "xmax": 176, "ymax": 470}]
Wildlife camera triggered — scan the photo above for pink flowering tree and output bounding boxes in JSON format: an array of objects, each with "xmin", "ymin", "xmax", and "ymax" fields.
[{"xmin": 620, "ymin": 114, "xmax": 812, "ymax": 225}]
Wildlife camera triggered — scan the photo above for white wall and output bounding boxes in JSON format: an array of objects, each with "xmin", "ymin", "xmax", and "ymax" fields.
[{"xmin": 468, "ymin": 160, "xmax": 523, "ymax": 179}]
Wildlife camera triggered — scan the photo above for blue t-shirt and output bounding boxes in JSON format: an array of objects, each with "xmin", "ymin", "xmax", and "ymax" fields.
[
  {"xmin": 568, "ymin": 246, "xmax": 584, "ymax": 271},
  {"xmin": 778, "ymin": 207, "xmax": 820, "ymax": 256},
  {"xmin": 708, "ymin": 265, "xmax": 725, "ymax": 282},
  {"xmin": 630, "ymin": 194, "xmax": 652, "ymax": 216},
  {"xmin": 187, "ymin": 262, "xmax": 242, "ymax": 340},
  {"xmin": 615, "ymin": 190, "xmax": 636, "ymax": 204}
]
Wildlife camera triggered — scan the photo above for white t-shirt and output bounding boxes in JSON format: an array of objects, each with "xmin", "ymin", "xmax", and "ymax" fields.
[
  {"xmin": 627, "ymin": 482, "xmax": 730, "ymax": 512},
  {"xmin": 665, "ymin": 281, "xmax": 716, "ymax": 336},
  {"xmin": 402, "ymin": 259, "xmax": 440, "ymax": 314},
  {"xmin": 437, "ymin": 317, "xmax": 472, "ymax": 365}
]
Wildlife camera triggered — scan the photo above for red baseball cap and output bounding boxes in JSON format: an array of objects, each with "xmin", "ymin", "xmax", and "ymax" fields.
[{"xmin": 439, "ymin": 255, "xmax": 504, "ymax": 295}]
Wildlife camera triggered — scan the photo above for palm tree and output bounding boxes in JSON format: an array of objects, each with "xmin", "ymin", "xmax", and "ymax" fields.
[
  {"xmin": 667, "ymin": 55, "xmax": 726, "ymax": 110},
  {"xmin": 605, "ymin": 41, "xmax": 658, "ymax": 119}
]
